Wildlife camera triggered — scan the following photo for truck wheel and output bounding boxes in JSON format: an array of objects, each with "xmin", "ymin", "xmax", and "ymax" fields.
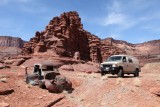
[
  {"xmin": 137, "ymin": 72, "xmax": 139, "ymax": 77},
  {"xmin": 118, "ymin": 69, "xmax": 123, "ymax": 77},
  {"xmin": 134, "ymin": 69, "xmax": 139, "ymax": 77},
  {"xmin": 134, "ymin": 73, "xmax": 137, "ymax": 77},
  {"xmin": 26, "ymin": 76, "xmax": 29, "ymax": 84},
  {"xmin": 101, "ymin": 72, "xmax": 105, "ymax": 76},
  {"xmin": 39, "ymin": 81, "xmax": 46, "ymax": 89}
]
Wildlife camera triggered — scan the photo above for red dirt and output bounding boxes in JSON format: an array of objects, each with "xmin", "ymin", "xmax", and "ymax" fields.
[{"xmin": 0, "ymin": 63, "xmax": 160, "ymax": 107}]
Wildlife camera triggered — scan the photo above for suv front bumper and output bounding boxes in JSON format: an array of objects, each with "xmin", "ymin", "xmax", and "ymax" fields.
[{"xmin": 100, "ymin": 67, "xmax": 119, "ymax": 74}]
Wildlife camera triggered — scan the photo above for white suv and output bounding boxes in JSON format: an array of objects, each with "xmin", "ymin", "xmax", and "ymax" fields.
[{"xmin": 100, "ymin": 55, "xmax": 141, "ymax": 77}]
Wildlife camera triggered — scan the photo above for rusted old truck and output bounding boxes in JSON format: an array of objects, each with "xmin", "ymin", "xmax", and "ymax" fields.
[{"xmin": 25, "ymin": 62, "xmax": 72, "ymax": 93}]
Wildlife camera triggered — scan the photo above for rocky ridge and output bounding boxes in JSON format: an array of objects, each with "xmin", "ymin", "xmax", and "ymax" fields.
[{"xmin": 107, "ymin": 37, "xmax": 160, "ymax": 65}]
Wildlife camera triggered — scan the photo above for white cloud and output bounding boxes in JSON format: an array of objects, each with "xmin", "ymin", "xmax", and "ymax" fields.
[
  {"xmin": 102, "ymin": 12, "xmax": 136, "ymax": 30},
  {"xmin": 101, "ymin": 0, "xmax": 160, "ymax": 31},
  {"xmin": 106, "ymin": 0, "xmax": 121, "ymax": 13},
  {"xmin": 103, "ymin": 34, "xmax": 122, "ymax": 40},
  {"xmin": 103, "ymin": 12, "xmax": 125, "ymax": 25},
  {"xmin": 103, "ymin": 13, "xmax": 136, "ymax": 29},
  {"xmin": 102, "ymin": 0, "xmax": 136, "ymax": 30},
  {"xmin": 95, "ymin": 33, "xmax": 101, "ymax": 37},
  {"xmin": 108, "ymin": 34, "xmax": 121, "ymax": 39}
]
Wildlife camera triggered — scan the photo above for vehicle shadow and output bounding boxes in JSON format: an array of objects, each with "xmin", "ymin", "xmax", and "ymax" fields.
[
  {"xmin": 67, "ymin": 88, "xmax": 74, "ymax": 93},
  {"xmin": 107, "ymin": 75, "xmax": 141, "ymax": 78}
]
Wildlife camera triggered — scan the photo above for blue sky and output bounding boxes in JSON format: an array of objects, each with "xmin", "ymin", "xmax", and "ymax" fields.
[{"xmin": 0, "ymin": 0, "xmax": 160, "ymax": 43}]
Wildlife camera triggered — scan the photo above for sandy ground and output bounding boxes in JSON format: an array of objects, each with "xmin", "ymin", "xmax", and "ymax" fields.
[{"xmin": 0, "ymin": 63, "xmax": 160, "ymax": 107}]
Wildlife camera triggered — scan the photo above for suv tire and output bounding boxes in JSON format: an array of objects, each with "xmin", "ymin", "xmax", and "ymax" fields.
[
  {"xmin": 101, "ymin": 72, "xmax": 105, "ymax": 76},
  {"xmin": 134, "ymin": 69, "xmax": 139, "ymax": 77},
  {"xmin": 118, "ymin": 69, "xmax": 124, "ymax": 77},
  {"xmin": 137, "ymin": 72, "xmax": 139, "ymax": 77},
  {"xmin": 39, "ymin": 81, "xmax": 46, "ymax": 89}
]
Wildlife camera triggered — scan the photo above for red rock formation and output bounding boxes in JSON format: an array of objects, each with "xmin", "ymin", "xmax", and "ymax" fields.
[
  {"xmin": 23, "ymin": 12, "xmax": 89, "ymax": 60},
  {"xmin": 22, "ymin": 11, "xmax": 126, "ymax": 62},
  {"xmin": 88, "ymin": 34, "xmax": 102, "ymax": 62},
  {"xmin": 101, "ymin": 38, "xmax": 126, "ymax": 61}
]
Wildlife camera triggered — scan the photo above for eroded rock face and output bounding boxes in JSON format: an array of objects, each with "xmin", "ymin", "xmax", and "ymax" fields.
[
  {"xmin": 101, "ymin": 38, "xmax": 126, "ymax": 61},
  {"xmin": 0, "ymin": 36, "xmax": 24, "ymax": 48},
  {"xmin": 22, "ymin": 12, "xmax": 89, "ymax": 58},
  {"xmin": 22, "ymin": 11, "xmax": 126, "ymax": 62}
]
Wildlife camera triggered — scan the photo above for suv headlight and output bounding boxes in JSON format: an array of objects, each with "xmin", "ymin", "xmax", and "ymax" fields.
[
  {"xmin": 100, "ymin": 64, "xmax": 103, "ymax": 68},
  {"xmin": 112, "ymin": 64, "xmax": 118, "ymax": 67}
]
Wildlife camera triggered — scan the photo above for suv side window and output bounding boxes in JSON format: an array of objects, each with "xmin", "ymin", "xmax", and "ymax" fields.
[
  {"xmin": 123, "ymin": 56, "xmax": 127, "ymax": 62},
  {"xmin": 128, "ymin": 58, "xmax": 133, "ymax": 63}
]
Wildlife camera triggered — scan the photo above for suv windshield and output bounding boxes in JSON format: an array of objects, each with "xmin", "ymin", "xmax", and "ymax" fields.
[{"xmin": 107, "ymin": 56, "xmax": 122, "ymax": 62}]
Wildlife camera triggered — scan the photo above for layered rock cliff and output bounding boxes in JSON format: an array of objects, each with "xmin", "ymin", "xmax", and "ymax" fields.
[{"xmin": 0, "ymin": 36, "xmax": 24, "ymax": 48}]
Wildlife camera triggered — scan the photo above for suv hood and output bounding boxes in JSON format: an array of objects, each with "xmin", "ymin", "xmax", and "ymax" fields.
[{"xmin": 101, "ymin": 61, "xmax": 120, "ymax": 65}]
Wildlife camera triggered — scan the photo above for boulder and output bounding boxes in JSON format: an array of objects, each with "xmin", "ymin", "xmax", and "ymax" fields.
[
  {"xmin": 12, "ymin": 58, "xmax": 25, "ymax": 66},
  {"xmin": 54, "ymin": 75, "xmax": 72, "ymax": 92},
  {"xmin": 0, "ymin": 63, "xmax": 10, "ymax": 69},
  {"xmin": 4, "ymin": 59, "xmax": 15, "ymax": 65}
]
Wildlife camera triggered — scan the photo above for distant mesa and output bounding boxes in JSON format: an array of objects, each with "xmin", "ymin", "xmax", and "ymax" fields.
[
  {"xmin": 0, "ymin": 36, "xmax": 24, "ymax": 48},
  {"xmin": 0, "ymin": 36, "xmax": 25, "ymax": 59}
]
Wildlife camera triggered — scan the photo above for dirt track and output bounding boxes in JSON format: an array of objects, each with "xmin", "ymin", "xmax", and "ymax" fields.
[
  {"xmin": 0, "ymin": 63, "xmax": 160, "ymax": 107},
  {"xmin": 61, "ymin": 69, "xmax": 160, "ymax": 107}
]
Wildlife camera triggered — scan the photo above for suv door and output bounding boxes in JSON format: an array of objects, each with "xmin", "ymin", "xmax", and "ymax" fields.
[
  {"xmin": 128, "ymin": 58, "xmax": 135, "ymax": 72},
  {"xmin": 122, "ymin": 56, "xmax": 130, "ymax": 72}
]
